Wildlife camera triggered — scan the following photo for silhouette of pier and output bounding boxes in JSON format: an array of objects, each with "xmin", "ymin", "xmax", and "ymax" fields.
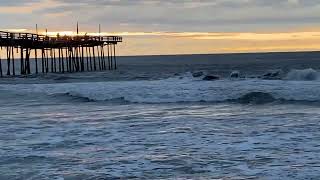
[{"xmin": 0, "ymin": 30, "xmax": 122, "ymax": 77}]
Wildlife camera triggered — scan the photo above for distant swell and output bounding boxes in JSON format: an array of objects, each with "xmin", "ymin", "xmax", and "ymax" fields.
[
  {"xmin": 55, "ymin": 93, "xmax": 129, "ymax": 103},
  {"xmin": 233, "ymin": 92, "xmax": 277, "ymax": 104},
  {"xmin": 52, "ymin": 93, "xmax": 95, "ymax": 102},
  {"xmin": 62, "ymin": 91, "xmax": 320, "ymax": 105}
]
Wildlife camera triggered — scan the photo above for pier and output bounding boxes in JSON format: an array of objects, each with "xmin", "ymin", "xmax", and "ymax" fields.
[{"xmin": 0, "ymin": 30, "xmax": 122, "ymax": 77}]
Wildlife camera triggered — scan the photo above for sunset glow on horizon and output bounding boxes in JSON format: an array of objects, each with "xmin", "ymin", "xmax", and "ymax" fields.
[
  {"xmin": 1, "ymin": 27, "xmax": 320, "ymax": 56},
  {"xmin": 30, "ymin": 28, "xmax": 320, "ymax": 55}
]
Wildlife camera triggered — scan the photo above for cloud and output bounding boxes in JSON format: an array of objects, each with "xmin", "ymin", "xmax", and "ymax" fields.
[
  {"xmin": 0, "ymin": 0, "xmax": 40, "ymax": 6},
  {"xmin": 35, "ymin": 0, "xmax": 319, "ymax": 32},
  {"xmin": 0, "ymin": 0, "xmax": 319, "ymax": 32}
]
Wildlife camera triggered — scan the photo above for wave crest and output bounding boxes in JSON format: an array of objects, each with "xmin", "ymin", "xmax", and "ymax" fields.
[
  {"xmin": 2, "ymin": 72, "xmax": 320, "ymax": 104},
  {"xmin": 235, "ymin": 92, "xmax": 276, "ymax": 104},
  {"xmin": 285, "ymin": 68, "xmax": 319, "ymax": 81}
]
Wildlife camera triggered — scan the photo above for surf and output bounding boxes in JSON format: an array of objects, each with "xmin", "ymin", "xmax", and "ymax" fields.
[{"xmin": 1, "ymin": 72, "xmax": 320, "ymax": 104}]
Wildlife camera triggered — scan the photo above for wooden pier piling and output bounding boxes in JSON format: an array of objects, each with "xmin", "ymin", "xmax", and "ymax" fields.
[
  {"xmin": 0, "ymin": 49, "xmax": 2, "ymax": 77},
  {"xmin": 12, "ymin": 47, "xmax": 15, "ymax": 76},
  {"xmin": 35, "ymin": 49, "xmax": 38, "ymax": 74}
]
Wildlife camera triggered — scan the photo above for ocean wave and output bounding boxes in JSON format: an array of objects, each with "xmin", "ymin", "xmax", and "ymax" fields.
[
  {"xmin": 53, "ymin": 92, "xmax": 129, "ymax": 103},
  {"xmin": 285, "ymin": 68, "xmax": 319, "ymax": 81},
  {"xmin": 2, "ymin": 74, "xmax": 320, "ymax": 104},
  {"xmin": 233, "ymin": 92, "xmax": 277, "ymax": 104}
]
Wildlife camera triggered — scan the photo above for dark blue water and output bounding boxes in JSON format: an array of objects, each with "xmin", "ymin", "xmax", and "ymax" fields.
[{"xmin": 1, "ymin": 52, "xmax": 320, "ymax": 179}]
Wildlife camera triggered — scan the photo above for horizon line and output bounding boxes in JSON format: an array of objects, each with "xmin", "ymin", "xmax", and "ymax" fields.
[{"xmin": 117, "ymin": 50, "xmax": 320, "ymax": 57}]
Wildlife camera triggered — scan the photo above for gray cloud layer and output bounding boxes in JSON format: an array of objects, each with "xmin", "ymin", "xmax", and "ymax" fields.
[{"xmin": 0, "ymin": 0, "xmax": 319, "ymax": 32}]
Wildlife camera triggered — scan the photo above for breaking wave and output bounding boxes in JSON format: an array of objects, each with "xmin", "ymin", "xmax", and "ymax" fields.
[
  {"xmin": 285, "ymin": 68, "xmax": 319, "ymax": 81},
  {"xmin": 2, "ymin": 73, "xmax": 320, "ymax": 104}
]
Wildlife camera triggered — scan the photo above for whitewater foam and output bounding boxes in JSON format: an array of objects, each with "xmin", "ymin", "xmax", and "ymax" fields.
[
  {"xmin": 1, "ymin": 74, "xmax": 320, "ymax": 104},
  {"xmin": 285, "ymin": 68, "xmax": 319, "ymax": 81}
]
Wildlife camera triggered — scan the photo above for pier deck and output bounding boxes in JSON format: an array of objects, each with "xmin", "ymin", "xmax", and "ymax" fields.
[{"xmin": 0, "ymin": 31, "xmax": 122, "ymax": 76}]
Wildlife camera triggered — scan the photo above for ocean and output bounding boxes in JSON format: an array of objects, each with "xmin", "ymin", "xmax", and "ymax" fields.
[{"xmin": 1, "ymin": 52, "xmax": 320, "ymax": 179}]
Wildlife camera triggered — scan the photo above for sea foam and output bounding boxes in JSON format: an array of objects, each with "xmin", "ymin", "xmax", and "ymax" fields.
[
  {"xmin": 285, "ymin": 68, "xmax": 319, "ymax": 81},
  {"xmin": 1, "ymin": 74, "xmax": 320, "ymax": 103}
]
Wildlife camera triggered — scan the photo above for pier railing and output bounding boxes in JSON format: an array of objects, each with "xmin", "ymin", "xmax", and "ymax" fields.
[{"xmin": 0, "ymin": 31, "xmax": 122, "ymax": 47}]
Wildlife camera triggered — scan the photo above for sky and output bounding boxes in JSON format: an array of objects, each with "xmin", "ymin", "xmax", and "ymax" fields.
[{"xmin": 0, "ymin": 0, "xmax": 320, "ymax": 55}]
